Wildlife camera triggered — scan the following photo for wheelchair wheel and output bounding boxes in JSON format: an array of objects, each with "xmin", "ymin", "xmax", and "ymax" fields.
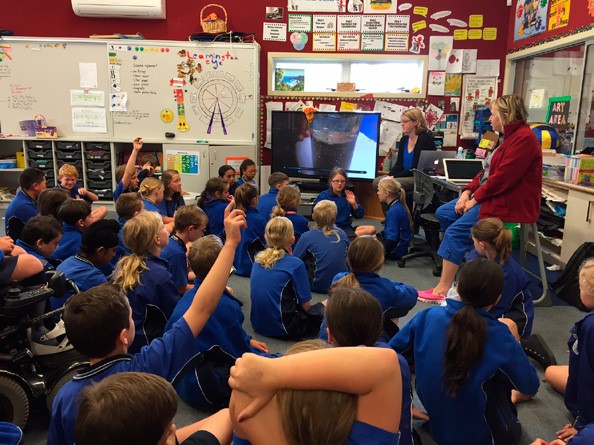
[
  {"xmin": 46, "ymin": 363, "xmax": 88, "ymax": 412},
  {"xmin": 0, "ymin": 375, "xmax": 30, "ymax": 428}
]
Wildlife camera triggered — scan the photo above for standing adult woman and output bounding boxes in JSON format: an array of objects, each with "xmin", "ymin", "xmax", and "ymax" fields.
[{"xmin": 419, "ymin": 94, "xmax": 542, "ymax": 303}]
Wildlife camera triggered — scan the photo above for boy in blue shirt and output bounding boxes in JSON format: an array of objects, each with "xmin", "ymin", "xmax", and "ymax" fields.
[
  {"xmin": 53, "ymin": 219, "xmax": 119, "ymax": 310},
  {"xmin": 105, "ymin": 191, "xmax": 144, "ymax": 274},
  {"xmin": 256, "ymin": 171, "xmax": 289, "ymax": 221},
  {"xmin": 16, "ymin": 215, "xmax": 63, "ymax": 267},
  {"xmin": 51, "ymin": 200, "xmax": 95, "ymax": 262},
  {"xmin": 161, "ymin": 205, "xmax": 208, "ymax": 295},
  {"xmin": 57, "ymin": 164, "xmax": 98, "ymax": 202},
  {"xmin": 48, "ymin": 202, "xmax": 246, "ymax": 445},
  {"xmin": 5, "ymin": 167, "xmax": 46, "ymax": 240}
]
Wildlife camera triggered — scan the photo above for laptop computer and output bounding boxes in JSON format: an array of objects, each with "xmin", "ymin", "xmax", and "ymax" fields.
[
  {"xmin": 416, "ymin": 150, "xmax": 457, "ymax": 175},
  {"xmin": 443, "ymin": 159, "xmax": 485, "ymax": 185}
]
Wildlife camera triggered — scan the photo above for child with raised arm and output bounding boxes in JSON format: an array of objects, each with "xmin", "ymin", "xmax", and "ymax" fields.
[
  {"xmin": 233, "ymin": 184, "xmax": 266, "ymax": 276},
  {"xmin": 355, "ymin": 176, "xmax": 412, "ymax": 260},
  {"xmin": 270, "ymin": 185, "xmax": 309, "ymax": 244},
  {"xmin": 111, "ymin": 210, "xmax": 180, "ymax": 353},
  {"xmin": 228, "ymin": 343, "xmax": 402, "ymax": 445},
  {"xmin": 293, "ymin": 200, "xmax": 349, "ymax": 293},
  {"xmin": 57, "ymin": 164, "xmax": 98, "ymax": 202},
  {"xmin": 250, "ymin": 217, "xmax": 322, "ymax": 339},
  {"xmin": 166, "ymin": 233, "xmax": 270, "ymax": 410},
  {"xmin": 113, "ymin": 136, "xmax": 143, "ymax": 202},
  {"xmin": 257, "ymin": 171, "xmax": 289, "ymax": 221},
  {"xmin": 48, "ymin": 201, "xmax": 246, "ymax": 445},
  {"xmin": 320, "ymin": 235, "xmax": 417, "ymax": 340},
  {"xmin": 389, "ymin": 258, "xmax": 539, "ymax": 445},
  {"xmin": 197, "ymin": 177, "xmax": 230, "ymax": 239}
]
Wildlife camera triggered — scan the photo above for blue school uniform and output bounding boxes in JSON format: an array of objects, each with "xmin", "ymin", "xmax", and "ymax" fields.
[
  {"xmin": 380, "ymin": 199, "xmax": 411, "ymax": 260},
  {"xmin": 565, "ymin": 312, "xmax": 594, "ymax": 430},
  {"xmin": 250, "ymin": 254, "xmax": 312, "ymax": 337},
  {"xmin": 234, "ymin": 177, "xmax": 257, "ymax": 193},
  {"xmin": 314, "ymin": 188, "xmax": 364, "ymax": 230},
  {"xmin": 51, "ymin": 224, "xmax": 82, "ymax": 262},
  {"xmin": 568, "ymin": 424, "xmax": 594, "ymax": 444},
  {"xmin": 57, "ymin": 184, "xmax": 93, "ymax": 202},
  {"xmin": 160, "ymin": 234, "xmax": 189, "ymax": 291},
  {"xmin": 257, "ymin": 187, "xmax": 279, "ymax": 221},
  {"xmin": 157, "ymin": 195, "xmax": 185, "ymax": 218},
  {"xmin": 142, "ymin": 198, "xmax": 161, "ymax": 214},
  {"xmin": 284, "ymin": 210, "xmax": 309, "ymax": 242},
  {"xmin": 47, "ymin": 317, "xmax": 198, "ymax": 445},
  {"xmin": 165, "ymin": 278, "xmax": 259, "ymax": 409},
  {"xmin": 126, "ymin": 253, "xmax": 180, "ymax": 354},
  {"xmin": 233, "ymin": 207, "xmax": 266, "ymax": 277},
  {"xmin": 113, "ymin": 179, "xmax": 139, "ymax": 202},
  {"xmin": 53, "ymin": 255, "xmax": 107, "ymax": 310},
  {"xmin": 203, "ymin": 198, "xmax": 228, "ymax": 238},
  {"xmin": 5, "ymin": 189, "xmax": 38, "ymax": 240},
  {"xmin": 293, "ymin": 227, "xmax": 349, "ymax": 293},
  {"xmin": 319, "ymin": 272, "xmax": 417, "ymax": 342},
  {"xmin": 466, "ymin": 250, "xmax": 534, "ymax": 338},
  {"xmin": 15, "ymin": 239, "xmax": 60, "ymax": 268},
  {"xmin": 389, "ymin": 299, "xmax": 539, "ymax": 445},
  {"xmin": 102, "ymin": 217, "xmax": 131, "ymax": 276}
]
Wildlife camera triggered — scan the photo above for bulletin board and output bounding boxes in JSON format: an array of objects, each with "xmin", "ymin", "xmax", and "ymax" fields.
[{"xmin": 0, "ymin": 37, "xmax": 259, "ymax": 145}]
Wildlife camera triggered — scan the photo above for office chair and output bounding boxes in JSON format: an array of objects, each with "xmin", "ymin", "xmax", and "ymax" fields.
[{"xmin": 397, "ymin": 170, "xmax": 442, "ymax": 277}]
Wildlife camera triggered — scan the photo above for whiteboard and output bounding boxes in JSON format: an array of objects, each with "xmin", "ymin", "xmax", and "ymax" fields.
[{"xmin": 0, "ymin": 38, "xmax": 259, "ymax": 144}]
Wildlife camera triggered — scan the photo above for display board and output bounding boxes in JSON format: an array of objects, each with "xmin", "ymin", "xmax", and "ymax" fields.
[{"xmin": 0, "ymin": 38, "xmax": 259, "ymax": 144}]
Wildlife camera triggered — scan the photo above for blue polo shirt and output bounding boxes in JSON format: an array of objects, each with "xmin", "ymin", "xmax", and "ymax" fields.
[
  {"xmin": 293, "ymin": 227, "xmax": 349, "ymax": 293},
  {"xmin": 103, "ymin": 218, "xmax": 131, "ymax": 276},
  {"xmin": 250, "ymin": 254, "xmax": 312, "ymax": 337},
  {"xmin": 284, "ymin": 210, "xmax": 309, "ymax": 242},
  {"xmin": 160, "ymin": 234, "xmax": 189, "ymax": 290},
  {"xmin": 165, "ymin": 277, "xmax": 258, "ymax": 409},
  {"xmin": 389, "ymin": 299, "xmax": 539, "ymax": 445},
  {"xmin": 381, "ymin": 200, "xmax": 411, "ymax": 259},
  {"xmin": 51, "ymin": 224, "xmax": 82, "ymax": 262},
  {"xmin": 203, "ymin": 198, "xmax": 228, "ymax": 238},
  {"xmin": 319, "ymin": 272, "xmax": 417, "ymax": 342},
  {"xmin": 142, "ymin": 198, "xmax": 161, "ymax": 214},
  {"xmin": 157, "ymin": 195, "xmax": 185, "ymax": 218},
  {"xmin": 5, "ymin": 189, "xmax": 38, "ymax": 241},
  {"xmin": 313, "ymin": 188, "xmax": 364, "ymax": 230},
  {"xmin": 15, "ymin": 239, "xmax": 59, "ymax": 268},
  {"xmin": 113, "ymin": 179, "xmax": 139, "ymax": 202},
  {"xmin": 233, "ymin": 208, "xmax": 266, "ymax": 277},
  {"xmin": 56, "ymin": 184, "xmax": 93, "ymax": 202},
  {"xmin": 53, "ymin": 255, "xmax": 107, "ymax": 310},
  {"xmin": 127, "ymin": 253, "xmax": 180, "ymax": 354},
  {"xmin": 257, "ymin": 187, "xmax": 279, "ymax": 221},
  {"xmin": 47, "ymin": 317, "xmax": 198, "ymax": 445}
]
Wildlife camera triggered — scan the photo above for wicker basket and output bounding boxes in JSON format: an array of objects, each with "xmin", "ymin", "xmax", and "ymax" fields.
[{"xmin": 200, "ymin": 4, "xmax": 228, "ymax": 34}]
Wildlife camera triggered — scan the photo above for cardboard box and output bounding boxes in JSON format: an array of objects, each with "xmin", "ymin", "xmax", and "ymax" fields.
[
  {"xmin": 564, "ymin": 155, "xmax": 594, "ymax": 185},
  {"xmin": 475, "ymin": 130, "xmax": 499, "ymax": 158}
]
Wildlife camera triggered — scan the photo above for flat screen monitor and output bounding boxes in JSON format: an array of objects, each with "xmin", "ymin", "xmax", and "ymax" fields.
[{"xmin": 271, "ymin": 111, "xmax": 380, "ymax": 181}]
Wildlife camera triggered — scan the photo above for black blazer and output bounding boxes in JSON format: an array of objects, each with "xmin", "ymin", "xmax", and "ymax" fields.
[{"xmin": 389, "ymin": 132, "xmax": 437, "ymax": 177}]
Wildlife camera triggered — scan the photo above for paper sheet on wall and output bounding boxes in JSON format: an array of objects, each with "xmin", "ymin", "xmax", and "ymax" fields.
[
  {"xmin": 79, "ymin": 63, "xmax": 98, "ymax": 88},
  {"xmin": 428, "ymin": 36, "xmax": 453, "ymax": 71},
  {"xmin": 423, "ymin": 103, "xmax": 444, "ymax": 130},
  {"xmin": 288, "ymin": 0, "xmax": 345, "ymax": 12},
  {"xmin": 70, "ymin": 89, "xmax": 105, "ymax": 107},
  {"xmin": 72, "ymin": 107, "xmax": 107, "ymax": 133},
  {"xmin": 263, "ymin": 22, "xmax": 287, "ymax": 41},
  {"xmin": 373, "ymin": 100, "xmax": 406, "ymax": 122},
  {"xmin": 166, "ymin": 150, "xmax": 200, "ymax": 174},
  {"xmin": 379, "ymin": 120, "xmax": 402, "ymax": 155},
  {"xmin": 264, "ymin": 101, "xmax": 284, "ymax": 148},
  {"xmin": 460, "ymin": 76, "xmax": 497, "ymax": 136},
  {"xmin": 427, "ymin": 72, "xmax": 445, "ymax": 96},
  {"xmin": 318, "ymin": 103, "xmax": 336, "ymax": 111},
  {"xmin": 476, "ymin": 59, "xmax": 500, "ymax": 77}
]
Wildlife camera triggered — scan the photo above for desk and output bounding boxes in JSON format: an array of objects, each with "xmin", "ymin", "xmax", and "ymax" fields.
[{"xmin": 423, "ymin": 173, "xmax": 464, "ymax": 197}]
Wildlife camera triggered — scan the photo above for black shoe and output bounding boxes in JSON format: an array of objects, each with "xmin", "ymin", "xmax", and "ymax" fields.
[{"xmin": 521, "ymin": 333, "xmax": 557, "ymax": 370}]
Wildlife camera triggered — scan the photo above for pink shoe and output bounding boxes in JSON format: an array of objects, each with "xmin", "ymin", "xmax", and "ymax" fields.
[{"xmin": 417, "ymin": 289, "xmax": 446, "ymax": 305}]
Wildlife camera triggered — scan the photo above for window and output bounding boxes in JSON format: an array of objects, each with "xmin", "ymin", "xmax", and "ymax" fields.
[{"xmin": 268, "ymin": 52, "xmax": 427, "ymax": 98}]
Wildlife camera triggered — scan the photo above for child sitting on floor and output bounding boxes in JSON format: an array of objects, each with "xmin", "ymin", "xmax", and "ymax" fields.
[{"xmin": 233, "ymin": 184, "xmax": 266, "ymax": 277}]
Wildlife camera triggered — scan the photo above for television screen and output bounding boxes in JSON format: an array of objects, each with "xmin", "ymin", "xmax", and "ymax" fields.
[{"xmin": 271, "ymin": 111, "xmax": 380, "ymax": 181}]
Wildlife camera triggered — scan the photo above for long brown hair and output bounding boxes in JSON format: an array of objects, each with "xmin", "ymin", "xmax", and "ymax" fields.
[
  {"xmin": 444, "ymin": 259, "xmax": 504, "ymax": 396},
  {"xmin": 471, "ymin": 218, "xmax": 512, "ymax": 263},
  {"xmin": 332, "ymin": 236, "xmax": 384, "ymax": 289},
  {"xmin": 234, "ymin": 183, "xmax": 258, "ymax": 212},
  {"xmin": 197, "ymin": 177, "xmax": 227, "ymax": 209},
  {"xmin": 161, "ymin": 169, "xmax": 181, "ymax": 200},
  {"xmin": 271, "ymin": 185, "xmax": 301, "ymax": 218}
]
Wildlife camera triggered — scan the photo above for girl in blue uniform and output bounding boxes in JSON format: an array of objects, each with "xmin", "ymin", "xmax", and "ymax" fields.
[
  {"xmin": 313, "ymin": 167, "xmax": 364, "ymax": 236},
  {"xmin": 139, "ymin": 177, "xmax": 165, "ymax": 214},
  {"xmin": 234, "ymin": 158, "xmax": 258, "ymax": 192},
  {"xmin": 218, "ymin": 164, "xmax": 237, "ymax": 195},
  {"xmin": 158, "ymin": 169, "xmax": 185, "ymax": 224},
  {"xmin": 197, "ymin": 177, "xmax": 230, "ymax": 239},
  {"xmin": 356, "ymin": 177, "xmax": 412, "ymax": 260},
  {"xmin": 320, "ymin": 236, "xmax": 417, "ymax": 340},
  {"xmin": 390, "ymin": 258, "xmax": 539, "ymax": 445},
  {"xmin": 229, "ymin": 341, "xmax": 402, "ymax": 445},
  {"xmin": 544, "ymin": 259, "xmax": 594, "ymax": 443},
  {"xmin": 270, "ymin": 185, "xmax": 309, "ymax": 245},
  {"xmin": 113, "ymin": 136, "xmax": 142, "ymax": 202},
  {"xmin": 112, "ymin": 210, "xmax": 180, "ymax": 354},
  {"xmin": 250, "ymin": 217, "xmax": 321, "ymax": 339},
  {"xmin": 233, "ymin": 184, "xmax": 266, "ymax": 277},
  {"xmin": 165, "ymin": 234, "xmax": 270, "ymax": 410},
  {"xmin": 293, "ymin": 199, "xmax": 349, "ymax": 293}
]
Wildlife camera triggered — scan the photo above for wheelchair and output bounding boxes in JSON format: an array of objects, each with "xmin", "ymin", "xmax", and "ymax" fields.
[{"xmin": 0, "ymin": 270, "xmax": 88, "ymax": 428}]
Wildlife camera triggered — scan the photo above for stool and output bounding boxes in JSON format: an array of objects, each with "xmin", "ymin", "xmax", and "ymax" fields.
[{"xmin": 518, "ymin": 222, "xmax": 552, "ymax": 306}]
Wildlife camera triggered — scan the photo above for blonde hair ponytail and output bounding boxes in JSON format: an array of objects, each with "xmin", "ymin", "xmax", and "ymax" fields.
[
  {"xmin": 255, "ymin": 217, "xmax": 293, "ymax": 269},
  {"xmin": 378, "ymin": 177, "xmax": 413, "ymax": 228},
  {"xmin": 312, "ymin": 200, "xmax": 340, "ymax": 243}
]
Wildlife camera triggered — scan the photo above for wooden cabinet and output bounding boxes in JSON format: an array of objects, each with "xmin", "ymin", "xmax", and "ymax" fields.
[{"xmin": 562, "ymin": 189, "xmax": 594, "ymax": 264}]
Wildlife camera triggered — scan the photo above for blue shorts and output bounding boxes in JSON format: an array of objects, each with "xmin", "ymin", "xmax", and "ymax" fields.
[{"xmin": 436, "ymin": 198, "xmax": 481, "ymax": 265}]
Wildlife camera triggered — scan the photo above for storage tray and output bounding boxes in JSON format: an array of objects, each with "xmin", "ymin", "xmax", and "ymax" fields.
[
  {"xmin": 56, "ymin": 149, "xmax": 82, "ymax": 161},
  {"xmin": 86, "ymin": 159, "xmax": 111, "ymax": 170}
]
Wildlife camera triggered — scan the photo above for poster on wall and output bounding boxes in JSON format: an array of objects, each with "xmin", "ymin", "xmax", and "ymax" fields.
[
  {"xmin": 548, "ymin": 0, "xmax": 570, "ymax": 31},
  {"xmin": 460, "ymin": 76, "xmax": 497, "ymax": 136},
  {"xmin": 546, "ymin": 95, "xmax": 571, "ymax": 127},
  {"xmin": 288, "ymin": 0, "xmax": 345, "ymax": 12},
  {"xmin": 513, "ymin": 0, "xmax": 549, "ymax": 41},
  {"xmin": 363, "ymin": 0, "xmax": 398, "ymax": 14},
  {"xmin": 428, "ymin": 36, "xmax": 453, "ymax": 71}
]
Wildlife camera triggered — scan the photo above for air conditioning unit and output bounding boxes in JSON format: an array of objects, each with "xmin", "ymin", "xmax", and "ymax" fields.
[{"xmin": 71, "ymin": 0, "xmax": 166, "ymax": 19}]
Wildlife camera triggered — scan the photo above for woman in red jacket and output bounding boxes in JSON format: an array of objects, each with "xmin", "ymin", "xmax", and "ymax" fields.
[{"xmin": 419, "ymin": 94, "xmax": 542, "ymax": 303}]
